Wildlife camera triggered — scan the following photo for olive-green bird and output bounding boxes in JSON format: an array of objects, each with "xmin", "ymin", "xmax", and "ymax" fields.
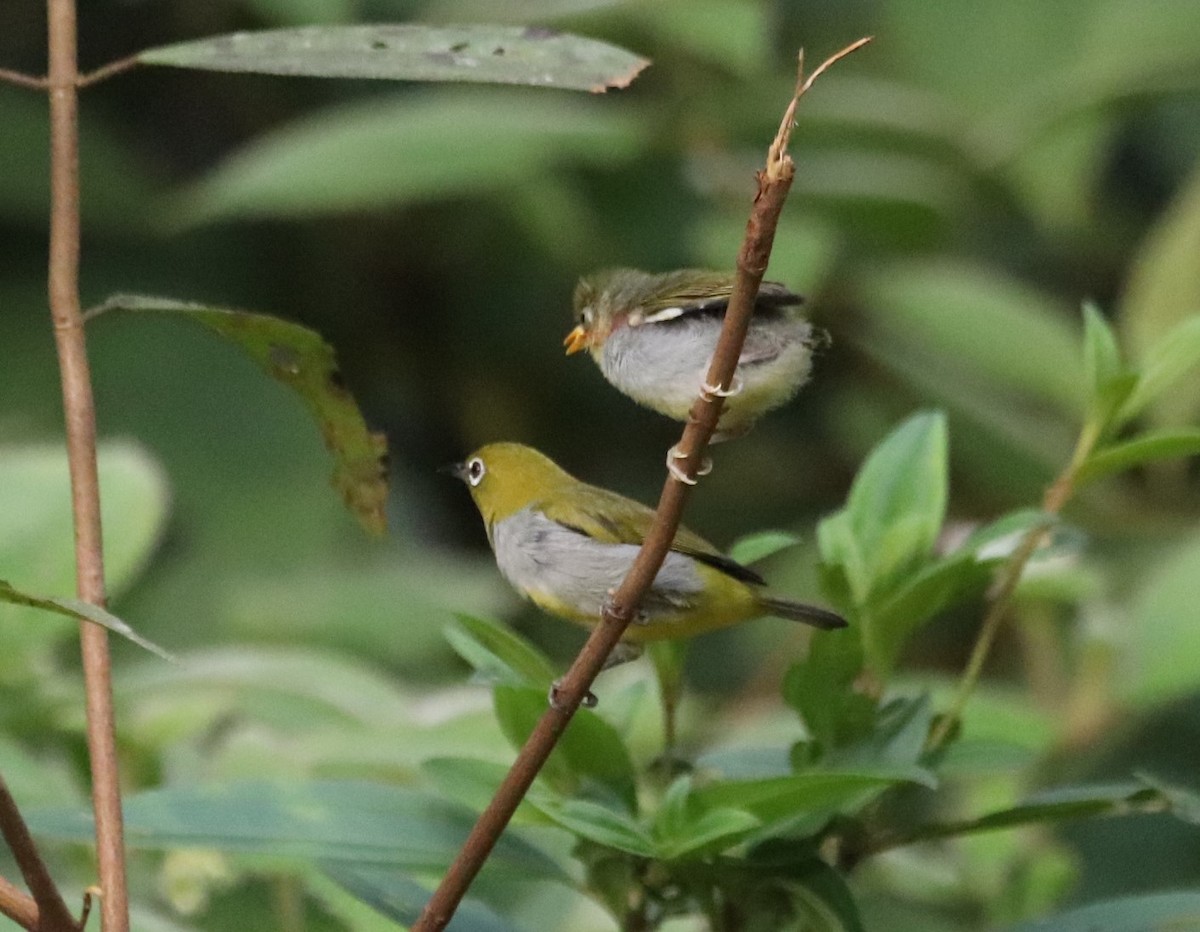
[{"xmin": 449, "ymin": 443, "xmax": 845, "ymax": 658}]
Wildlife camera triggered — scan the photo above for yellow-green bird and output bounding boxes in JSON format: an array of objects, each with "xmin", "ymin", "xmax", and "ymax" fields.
[
  {"xmin": 448, "ymin": 443, "xmax": 845, "ymax": 659},
  {"xmin": 564, "ymin": 268, "xmax": 821, "ymax": 442}
]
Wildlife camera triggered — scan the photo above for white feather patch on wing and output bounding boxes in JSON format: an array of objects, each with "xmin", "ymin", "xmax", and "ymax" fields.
[{"xmin": 639, "ymin": 306, "xmax": 687, "ymax": 325}]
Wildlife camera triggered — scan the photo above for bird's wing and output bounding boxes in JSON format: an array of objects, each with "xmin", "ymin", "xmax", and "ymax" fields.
[
  {"xmin": 639, "ymin": 271, "xmax": 802, "ymax": 321},
  {"xmin": 539, "ymin": 486, "xmax": 766, "ymax": 585}
]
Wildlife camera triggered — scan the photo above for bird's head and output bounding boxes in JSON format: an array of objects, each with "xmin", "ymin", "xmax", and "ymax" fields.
[
  {"xmin": 446, "ymin": 442, "xmax": 574, "ymax": 526},
  {"xmin": 563, "ymin": 269, "xmax": 639, "ymax": 357}
]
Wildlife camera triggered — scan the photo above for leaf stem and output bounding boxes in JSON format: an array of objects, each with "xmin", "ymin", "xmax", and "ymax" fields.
[
  {"xmin": 46, "ymin": 0, "xmax": 131, "ymax": 929},
  {"xmin": 927, "ymin": 420, "xmax": 1102, "ymax": 750},
  {"xmin": 410, "ymin": 38, "xmax": 872, "ymax": 932},
  {"xmin": 76, "ymin": 54, "xmax": 139, "ymax": 89}
]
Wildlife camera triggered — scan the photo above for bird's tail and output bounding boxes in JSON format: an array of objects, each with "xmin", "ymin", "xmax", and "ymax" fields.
[{"xmin": 758, "ymin": 596, "xmax": 847, "ymax": 630}]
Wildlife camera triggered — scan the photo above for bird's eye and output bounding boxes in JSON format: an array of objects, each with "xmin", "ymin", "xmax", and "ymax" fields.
[
  {"xmin": 466, "ymin": 457, "xmax": 486, "ymax": 486},
  {"xmin": 579, "ymin": 306, "xmax": 594, "ymax": 327}
]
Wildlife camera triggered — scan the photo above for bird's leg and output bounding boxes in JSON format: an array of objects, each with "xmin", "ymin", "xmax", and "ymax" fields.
[
  {"xmin": 667, "ymin": 375, "xmax": 744, "ymax": 483},
  {"xmin": 666, "ymin": 445, "xmax": 713, "ymax": 485},
  {"xmin": 548, "ymin": 595, "xmax": 644, "ymax": 710}
]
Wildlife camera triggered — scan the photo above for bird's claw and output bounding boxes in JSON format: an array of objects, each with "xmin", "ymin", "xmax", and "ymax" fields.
[
  {"xmin": 549, "ymin": 679, "xmax": 598, "ymax": 710},
  {"xmin": 667, "ymin": 444, "xmax": 712, "ymax": 485},
  {"xmin": 701, "ymin": 375, "xmax": 744, "ymax": 400}
]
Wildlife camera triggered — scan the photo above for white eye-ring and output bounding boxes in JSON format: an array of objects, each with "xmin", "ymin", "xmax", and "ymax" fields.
[
  {"xmin": 466, "ymin": 457, "xmax": 486, "ymax": 486},
  {"xmin": 579, "ymin": 306, "xmax": 594, "ymax": 327}
]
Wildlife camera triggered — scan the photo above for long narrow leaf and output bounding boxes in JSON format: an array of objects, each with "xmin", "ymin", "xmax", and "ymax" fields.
[
  {"xmin": 0, "ymin": 580, "xmax": 173, "ymax": 661},
  {"xmin": 137, "ymin": 25, "xmax": 648, "ymax": 92},
  {"xmin": 1077, "ymin": 429, "xmax": 1200, "ymax": 485}
]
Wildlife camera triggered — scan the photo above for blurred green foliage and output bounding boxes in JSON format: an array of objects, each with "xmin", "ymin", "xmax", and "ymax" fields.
[{"xmin": 2, "ymin": 0, "xmax": 1200, "ymax": 929}]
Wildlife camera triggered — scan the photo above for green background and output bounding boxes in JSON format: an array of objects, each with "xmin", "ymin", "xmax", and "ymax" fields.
[{"xmin": 1, "ymin": 0, "xmax": 1199, "ymax": 929}]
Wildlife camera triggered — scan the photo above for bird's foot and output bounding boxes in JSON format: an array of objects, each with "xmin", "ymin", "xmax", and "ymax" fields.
[
  {"xmin": 667, "ymin": 444, "xmax": 713, "ymax": 485},
  {"xmin": 701, "ymin": 375, "xmax": 743, "ymax": 400},
  {"xmin": 549, "ymin": 679, "xmax": 598, "ymax": 710}
]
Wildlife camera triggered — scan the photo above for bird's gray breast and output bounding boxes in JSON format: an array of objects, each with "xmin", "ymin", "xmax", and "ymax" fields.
[
  {"xmin": 491, "ymin": 508, "xmax": 704, "ymax": 620},
  {"xmin": 599, "ymin": 315, "xmax": 813, "ymax": 414}
]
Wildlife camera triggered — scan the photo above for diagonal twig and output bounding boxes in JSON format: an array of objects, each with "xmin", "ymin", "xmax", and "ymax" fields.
[
  {"xmin": 0, "ymin": 773, "xmax": 82, "ymax": 931},
  {"xmin": 411, "ymin": 37, "xmax": 872, "ymax": 932}
]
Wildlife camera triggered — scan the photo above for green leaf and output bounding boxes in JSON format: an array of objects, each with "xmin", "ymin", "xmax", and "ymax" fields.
[
  {"xmin": 775, "ymin": 866, "xmax": 866, "ymax": 932},
  {"xmin": 1082, "ymin": 301, "xmax": 1123, "ymax": 398},
  {"xmin": 492, "ymin": 685, "xmax": 637, "ymax": 811},
  {"xmin": 1120, "ymin": 161, "xmax": 1200, "ymax": 427},
  {"xmin": 421, "ymin": 758, "xmax": 517, "ymax": 814},
  {"xmin": 691, "ymin": 767, "xmax": 935, "ymax": 825},
  {"xmin": 650, "ymin": 776, "xmax": 761, "ymax": 860},
  {"xmin": 1081, "ymin": 302, "xmax": 1133, "ymax": 430},
  {"xmin": 656, "ymin": 805, "xmax": 760, "ymax": 861},
  {"xmin": 171, "ymin": 89, "xmax": 642, "ymax": 223},
  {"xmin": 816, "ymin": 512, "xmax": 868, "ymax": 609},
  {"xmin": 783, "ymin": 629, "xmax": 874, "ymax": 752},
  {"xmin": 828, "ymin": 695, "xmax": 933, "ymax": 771},
  {"xmin": 1124, "ymin": 529, "xmax": 1200, "ymax": 705},
  {"xmin": 445, "ymin": 614, "xmax": 557, "ymax": 688},
  {"xmin": 1077, "ymin": 429, "xmax": 1200, "ymax": 486},
  {"xmin": 902, "ymin": 781, "xmax": 1163, "ymax": 846},
  {"xmin": 857, "ymin": 263, "xmax": 1085, "ymax": 416},
  {"xmin": 118, "ymin": 646, "xmax": 415, "ymax": 728},
  {"xmin": 868, "ymin": 555, "xmax": 986, "ymax": 663},
  {"xmin": 89, "ymin": 295, "xmax": 388, "ymax": 535},
  {"xmin": 1118, "ymin": 316, "xmax": 1200, "ymax": 426},
  {"xmin": 321, "ymin": 864, "xmax": 519, "ymax": 932},
  {"xmin": 1134, "ymin": 771, "xmax": 1200, "ymax": 826},
  {"xmin": 959, "ymin": 509, "xmax": 1056, "ymax": 555},
  {"xmin": 816, "ymin": 415, "xmax": 945, "ymax": 611},
  {"xmin": 869, "ymin": 510, "xmax": 1056, "ymax": 671},
  {"xmin": 137, "ymin": 25, "xmax": 648, "ymax": 92},
  {"xmin": 0, "ymin": 580, "xmax": 173, "ymax": 661},
  {"xmin": 0, "ymin": 441, "xmax": 168, "ymax": 600},
  {"xmin": 532, "ymin": 797, "xmax": 654, "ymax": 857},
  {"xmin": 1008, "ymin": 891, "xmax": 1200, "ymax": 932},
  {"xmin": 729, "ymin": 530, "xmax": 803, "ymax": 566},
  {"xmin": 28, "ymin": 780, "xmax": 563, "ymax": 881}
]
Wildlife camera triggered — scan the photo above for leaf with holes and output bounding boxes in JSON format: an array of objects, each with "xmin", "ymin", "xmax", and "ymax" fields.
[
  {"xmin": 138, "ymin": 24, "xmax": 648, "ymax": 92},
  {"xmin": 89, "ymin": 295, "xmax": 387, "ymax": 535}
]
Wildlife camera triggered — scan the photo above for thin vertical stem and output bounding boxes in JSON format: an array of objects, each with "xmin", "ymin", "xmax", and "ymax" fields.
[
  {"xmin": 46, "ymin": 1, "xmax": 130, "ymax": 929},
  {"xmin": 926, "ymin": 421, "xmax": 1102, "ymax": 751}
]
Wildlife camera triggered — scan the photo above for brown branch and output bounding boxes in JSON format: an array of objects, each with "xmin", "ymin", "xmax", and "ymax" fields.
[
  {"xmin": 0, "ymin": 875, "xmax": 38, "ymax": 930},
  {"xmin": 411, "ymin": 38, "xmax": 872, "ymax": 932},
  {"xmin": 0, "ymin": 775, "xmax": 81, "ymax": 931},
  {"xmin": 46, "ymin": 1, "xmax": 131, "ymax": 930},
  {"xmin": 0, "ymin": 68, "xmax": 48, "ymax": 90}
]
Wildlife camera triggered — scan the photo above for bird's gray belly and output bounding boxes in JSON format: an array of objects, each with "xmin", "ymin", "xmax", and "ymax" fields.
[
  {"xmin": 492, "ymin": 509, "xmax": 704, "ymax": 621},
  {"xmin": 600, "ymin": 317, "xmax": 813, "ymax": 414}
]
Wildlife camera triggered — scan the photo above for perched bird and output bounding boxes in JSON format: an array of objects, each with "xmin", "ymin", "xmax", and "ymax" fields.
[
  {"xmin": 448, "ymin": 443, "xmax": 845, "ymax": 666},
  {"xmin": 564, "ymin": 269, "xmax": 822, "ymax": 473}
]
